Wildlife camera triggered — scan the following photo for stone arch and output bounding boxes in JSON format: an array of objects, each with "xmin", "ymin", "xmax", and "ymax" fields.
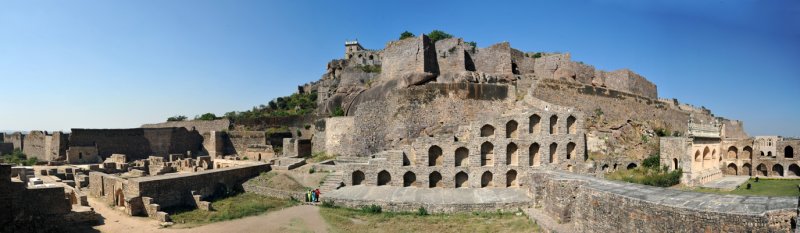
[
  {"xmin": 529, "ymin": 143, "xmax": 540, "ymax": 166},
  {"xmin": 786, "ymin": 146, "xmax": 795, "ymax": 159},
  {"xmin": 480, "ymin": 125, "xmax": 495, "ymax": 137},
  {"xmin": 726, "ymin": 163, "xmax": 738, "ymax": 175},
  {"xmin": 627, "ymin": 163, "xmax": 637, "ymax": 170},
  {"xmin": 768, "ymin": 151, "xmax": 773, "ymax": 157},
  {"xmin": 428, "ymin": 146, "xmax": 443, "ymax": 167},
  {"xmin": 455, "ymin": 147, "xmax": 469, "ymax": 167},
  {"xmin": 377, "ymin": 170, "xmax": 391, "ymax": 186},
  {"xmin": 549, "ymin": 143, "xmax": 558, "ymax": 163},
  {"xmin": 481, "ymin": 142, "xmax": 494, "ymax": 166},
  {"xmin": 712, "ymin": 149, "xmax": 717, "ymax": 159},
  {"xmin": 727, "ymin": 146, "xmax": 738, "ymax": 159},
  {"xmin": 549, "ymin": 115, "xmax": 558, "ymax": 135},
  {"xmin": 403, "ymin": 171, "xmax": 417, "ymax": 187},
  {"xmin": 743, "ymin": 146, "xmax": 753, "ymax": 159},
  {"xmin": 789, "ymin": 164, "xmax": 800, "ymax": 177},
  {"xmin": 566, "ymin": 115, "xmax": 577, "ymax": 134},
  {"xmin": 703, "ymin": 147, "xmax": 711, "ymax": 160},
  {"xmin": 455, "ymin": 172, "xmax": 468, "ymax": 188},
  {"xmin": 257, "ymin": 153, "xmax": 262, "ymax": 161},
  {"xmin": 756, "ymin": 164, "xmax": 768, "ymax": 176},
  {"xmin": 673, "ymin": 158, "xmax": 679, "ymax": 170},
  {"xmin": 115, "ymin": 189, "xmax": 125, "ymax": 207},
  {"xmin": 772, "ymin": 164, "xmax": 784, "ymax": 177},
  {"xmin": 694, "ymin": 150, "xmax": 701, "ymax": 162},
  {"xmin": 743, "ymin": 163, "xmax": 752, "ymax": 176},
  {"xmin": 429, "ymin": 172, "xmax": 442, "ymax": 188},
  {"xmin": 352, "ymin": 170, "xmax": 365, "ymax": 185},
  {"xmin": 506, "ymin": 170, "xmax": 518, "ymax": 187},
  {"xmin": 403, "ymin": 151, "xmax": 415, "ymax": 166},
  {"xmin": 506, "ymin": 143, "xmax": 519, "ymax": 166},
  {"xmin": 529, "ymin": 114, "xmax": 541, "ymax": 134},
  {"xmin": 760, "ymin": 151, "xmax": 765, "ymax": 156},
  {"xmin": 481, "ymin": 171, "xmax": 493, "ymax": 188},
  {"xmin": 369, "ymin": 55, "xmax": 374, "ymax": 60},
  {"xmin": 601, "ymin": 164, "xmax": 609, "ymax": 171},
  {"xmin": 566, "ymin": 142, "xmax": 576, "ymax": 160},
  {"xmin": 506, "ymin": 120, "xmax": 519, "ymax": 138},
  {"xmin": 79, "ymin": 152, "xmax": 83, "ymax": 160}
]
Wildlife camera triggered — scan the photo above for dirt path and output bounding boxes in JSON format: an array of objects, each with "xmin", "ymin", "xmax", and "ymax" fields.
[{"xmin": 90, "ymin": 198, "xmax": 329, "ymax": 233}]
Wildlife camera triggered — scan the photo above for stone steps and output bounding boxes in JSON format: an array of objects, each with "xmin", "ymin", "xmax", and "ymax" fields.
[{"xmin": 319, "ymin": 172, "xmax": 343, "ymax": 194}]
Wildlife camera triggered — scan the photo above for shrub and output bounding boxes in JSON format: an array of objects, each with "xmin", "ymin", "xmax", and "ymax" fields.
[
  {"xmin": 195, "ymin": 113, "xmax": 219, "ymax": 121},
  {"xmin": 360, "ymin": 204, "xmax": 382, "ymax": 214},
  {"xmin": 399, "ymin": 31, "xmax": 415, "ymax": 40},
  {"xmin": 167, "ymin": 115, "xmax": 187, "ymax": 122},
  {"xmin": 427, "ymin": 30, "xmax": 453, "ymax": 43},
  {"xmin": 331, "ymin": 107, "xmax": 345, "ymax": 117},
  {"xmin": 358, "ymin": 64, "xmax": 381, "ymax": 73},
  {"xmin": 417, "ymin": 207, "xmax": 429, "ymax": 216},
  {"xmin": 1, "ymin": 150, "xmax": 36, "ymax": 166},
  {"xmin": 532, "ymin": 52, "xmax": 543, "ymax": 58},
  {"xmin": 309, "ymin": 167, "xmax": 316, "ymax": 174},
  {"xmin": 466, "ymin": 41, "xmax": 477, "ymax": 48},
  {"xmin": 642, "ymin": 154, "xmax": 660, "ymax": 169}
]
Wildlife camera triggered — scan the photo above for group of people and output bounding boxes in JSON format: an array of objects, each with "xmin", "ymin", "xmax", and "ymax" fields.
[{"xmin": 306, "ymin": 188, "xmax": 321, "ymax": 202}]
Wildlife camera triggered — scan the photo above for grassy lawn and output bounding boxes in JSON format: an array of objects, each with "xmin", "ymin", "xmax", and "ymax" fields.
[
  {"xmin": 692, "ymin": 178, "xmax": 800, "ymax": 196},
  {"xmin": 320, "ymin": 207, "xmax": 539, "ymax": 233},
  {"xmin": 168, "ymin": 193, "xmax": 297, "ymax": 226}
]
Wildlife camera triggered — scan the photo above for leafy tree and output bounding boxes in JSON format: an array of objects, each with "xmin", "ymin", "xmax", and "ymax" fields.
[
  {"xmin": 167, "ymin": 115, "xmax": 187, "ymax": 122},
  {"xmin": 399, "ymin": 31, "xmax": 415, "ymax": 40},
  {"xmin": 196, "ymin": 113, "xmax": 219, "ymax": 121},
  {"xmin": 427, "ymin": 30, "xmax": 453, "ymax": 43}
]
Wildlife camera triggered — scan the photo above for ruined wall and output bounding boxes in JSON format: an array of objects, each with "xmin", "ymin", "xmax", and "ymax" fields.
[
  {"xmin": 472, "ymin": 42, "xmax": 513, "ymax": 75},
  {"xmin": 380, "ymin": 35, "xmax": 437, "ymax": 80},
  {"xmin": 313, "ymin": 117, "xmax": 355, "ymax": 156},
  {"xmin": 22, "ymin": 131, "xmax": 49, "ymax": 161},
  {"xmin": 3, "ymin": 132, "xmax": 24, "ymax": 150},
  {"xmin": 722, "ymin": 119, "xmax": 748, "ymax": 140},
  {"xmin": 529, "ymin": 170, "xmax": 796, "ymax": 233},
  {"xmin": 142, "ymin": 119, "xmax": 230, "ymax": 134},
  {"xmin": 0, "ymin": 143, "xmax": 13, "ymax": 156},
  {"xmin": 599, "ymin": 69, "xmax": 657, "ymax": 99},
  {"xmin": 202, "ymin": 131, "xmax": 224, "ymax": 157},
  {"xmin": 69, "ymin": 128, "xmax": 203, "ymax": 161},
  {"xmin": 223, "ymin": 131, "xmax": 267, "ymax": 156},
  {"xmin": 434, "ymin": 38, "xmax": 468, "ymax": 74}
]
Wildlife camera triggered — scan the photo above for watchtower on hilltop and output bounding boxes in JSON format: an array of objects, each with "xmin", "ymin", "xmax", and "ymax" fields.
[{"xmin": 345, "ymin": 40, "xmax": 364, "ymax": 58}]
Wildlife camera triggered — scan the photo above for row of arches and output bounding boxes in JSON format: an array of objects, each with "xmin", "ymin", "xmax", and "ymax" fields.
[
  {"xmin": 421, "ymin": 142, "xmax": 580, "ymax": 167},
  {"xmin": 352, "ymin": 170, "xmax": 520, "ymax": 188},
  {"xmin": 726, "ymin": 163, "xmax": 800, "ymax": 177},
  {"xmin": 600, "ymin": 163, "xmax": 639, "ymax": 172},
  {"xmin": 479, "ymin": 115, "xmax": 578, "ymax": 139},
  {"xmin": 723, "ymin": 146, "xmax": 795, "ymax": 160}
]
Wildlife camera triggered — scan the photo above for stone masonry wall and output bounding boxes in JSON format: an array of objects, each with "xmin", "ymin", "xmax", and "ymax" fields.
[
  {"xmin": 70, "ymin": 128, "xmax": 203, "ymax": 161},
  {"xmin": 141, "ymin": 119, "xmax": 230, "ymax": 134}
]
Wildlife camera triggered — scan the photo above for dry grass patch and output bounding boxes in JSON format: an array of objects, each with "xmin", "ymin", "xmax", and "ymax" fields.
[
  {"xmin": 168, "ymin": 193, "xmax": 297, "ymax": 227},
  {"xmin": 320, "ymin": 207, "xmax": 538, "ymax": 233}
]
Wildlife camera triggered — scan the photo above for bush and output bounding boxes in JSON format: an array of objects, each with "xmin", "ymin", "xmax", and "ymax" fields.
[
  {"xmin": 195, "ymin": 113, "xmax": 219, "ymax": 121},
  {"xmin": 360, "ymin": 204, "xmax": 382, "ymax": 214},
  {"xmin": 167, "ymin": 115, "xmax": 187, "ymax": 122},
  {"xmin": 532, "ymin": 52, "xmax": 543, "ymax": 58},
  {"xmin": 309, "ymin": 167, "xmax": 316, "ymax": 174},
  {"xmin": 358, "ymin": 64, "xmax": 381, "ymax": 73},
  {"xmin": 1, "ymin": 149, "xmax": 36, "ymax": 166},
  {"xmin": 642, "ymin": 154, "xmax": 660, "ymax": 169},
  {"xmin": 607, "ymin": 167, "xmax": 682, "ymax": 187},
  {"xmin": 331, "ymin": 107, "xmax": 345, "ymax": 117},
  {"xmin": 427, "ymin": 30, "xmax": 453, "ymax": 43},
  {"xmin": 417, "ymin": 207, "xmax": 429, "ymax": 216},
  {"xmin": 399, "ymin": 31, "xmax": 415, "ymax": 40}
]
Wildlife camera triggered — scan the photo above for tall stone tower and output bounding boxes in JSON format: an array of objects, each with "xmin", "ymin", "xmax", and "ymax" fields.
[{"xmin": 345, "ymin": 40, "xmax": 364, "ymax": 58}]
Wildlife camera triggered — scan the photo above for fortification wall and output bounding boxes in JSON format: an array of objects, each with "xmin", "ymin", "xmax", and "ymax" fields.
[
  {"xmin": 23, "ymin": 131, "xmax": 47, "ymax": 160},
  {"xmin": 434, "ymin": 38, "xmax": 468, "ymax": 74},
  {"xmin": 722, "ymin": 119, "xmax": 748, "ymax": 140},
  {"xmin": 223, "ymin": 131, "xmax": 267, "ymax": 156},
  {"xmin": 142, "ymin": 119, "xmax": 230, "ymax": 134},
  {"xmin": 70, "ymin": 128, "xmax": 203, "ymax": 161},
  {"xmin": 129, "ymin": 164, "xmax": 268, "ymax": 210},
  {"xmin": 472, "ymin": 42, "xmax": 513, "ymax": 75},
  {"xmin": 381, "ymin": 35, "xmax": 437, "ymax": 80},
  {"xmin": 3, "ymin": 132, "xmax": 24, "ymax": 150},
  {"xmin": 529, "ymin": 170, "xmax": 796, "ymax": 233}
]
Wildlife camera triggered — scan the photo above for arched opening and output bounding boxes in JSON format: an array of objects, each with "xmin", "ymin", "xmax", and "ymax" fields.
[
  {"xmin": 601, "ymin": 164, "xmax": 609, "ymax": 172},
  {"xmin": 403, "ymin": 172, "xmax": 417, "ymax": 187},
  {"xmin": 455, "ymin": 172, "xmax": 468, "ymax": 188},
  {"xmin": 768, "ymin": 151, "xmax": 773, "ymax": 157},
  {"xmin": 743, "ymin": 163, "xmax": 752, "ymax": 176},
  {"xmin": 727, "ymin": 146, "xmax": 738, "ymax": 159},
  {"xmin": 480, "ymin": 171, "xmax": 493, "ymax": 188},
  {"xmin": 506, "ymin": 120, "xmax": 518, "ymax": 138},
  {"xmin": 115, "ymin": 189, "xmax": 125, "ymax": 207},
  {"xmin": 703, "ymin": 147, "xmax": 711, "ymax": 160},
  {"xmin": 506, "ymin": 143, "xmax": 518, "ymax": 166},
  {"xmin": 429, "ymin": 172, "xmax": 442, "ymax": 188},
  {"xmin": 481, "ymin": 142, "xmax": 494, "ymax": 167},
  {"xmin": 428, "ymin": 146, "xmax": 443, "ymax": 167},
  {"xmin": 756, "ymin": 164, "xmax": 768, "ymax": 176},
  {"xmin": 673, "ymin": 158, "xmax": 679, "ymax": 170},
  {"xmin": 403, "ymin": 152, "xmax": 414, "ymax": 166},
  {"xmin": 377, "ymin": 170, "xmax": 391, "ymax": 186},
  {"xmin": 566, "ymin": 116, "xmax": 577, "ymax": 134},
  {"xmin": 257, "ymin": 153, "xmax": 262, "ymax": 161},
  {"xmin": 772, "ymin": 164, "xmax": 784, "ymax": 177},
  {"xmin": 726, "ymin": 163, "xmax": 738, "ymax": 175},
  {"xmin": 369, "ymin": 55, "xmax": 374, "ymax": 60},
  {"xmin": 480, "ymin": 125, "xmax": 495, "ymax": 137},
  {"xmin": 529, "ymin": 143, "xmax": 540, "ymax": 166},
  {"xmin": 786, "ymin": 146, "xmax": 795, "ymax": 158},
  {"xmin": 506, "ymin": 170, "xmax": 518, "ymax": 187},
  {"xmin": 566, "ymin": 142, "xmax": 576, "ymax": 160},
  {"xmin": 694, "ymin": 150, "xmax": 701, "ymax": 162},
  {"xmin": 455, "ymin": 147, "xmax": 469, "ymax": 167},
  {"xmin": 529, "ymin": 114, "xmax": 541, "ymax": 134},
  {"xmin": 789, "ymin": 164, "xmax": 800, "ymax": 176},
  {"xmin": 743, "ymin": 146, "xmax": 753, "ymax": 159},
  {"xmin": 712, "ymin": 149, "xmax": 717, "ymax": 159},
  {"xmin": 352, "ymin": 170, "xmax": 365, "ymax": 185},
  {"xmin": 549, "ymin": 115, "xmax": 558, "ymax": 135},
  {"xmin": 549, "ymin": 143, "xmax": 558, "ymax": 163},
  {"xmin": 79, "ymin": 152, "xmax": 83, "ymax": 160},
  {"xmin": 627, "ymin": 163, "xmax": 637, "ymax": 170}
]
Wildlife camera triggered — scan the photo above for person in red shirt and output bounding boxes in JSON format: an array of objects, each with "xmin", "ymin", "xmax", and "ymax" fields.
[{"xmin": 314, "ymin": 189, "xmax": 321, "ymax": 202}]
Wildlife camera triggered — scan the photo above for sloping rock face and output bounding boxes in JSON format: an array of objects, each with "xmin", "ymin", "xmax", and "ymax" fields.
[{"xmin": 305, "ymin": 34, "xmax": 740, "ymax": 159}]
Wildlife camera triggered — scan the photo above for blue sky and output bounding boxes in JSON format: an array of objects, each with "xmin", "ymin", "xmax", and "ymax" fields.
[{"xmin": 1, "ymin": 0, "xmax": 798, "ymax": 136}]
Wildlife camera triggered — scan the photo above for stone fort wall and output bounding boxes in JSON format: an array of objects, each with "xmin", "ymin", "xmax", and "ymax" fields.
[
  {"xmin": 70, "ymin": 128, "xmax": 203, "ymax": 161},
  {"xmin": 141, "ymin": 119, "xmax": 230, "ymax": 134},
  {"xmin": 529, "ymin": 170, "xmax": 796, "ymax": 233}
]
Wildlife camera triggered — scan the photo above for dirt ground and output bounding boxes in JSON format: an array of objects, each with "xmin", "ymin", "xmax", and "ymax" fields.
[{"xmin": 90, "ymin": 197, "xmax": 329, "ymax": 233}]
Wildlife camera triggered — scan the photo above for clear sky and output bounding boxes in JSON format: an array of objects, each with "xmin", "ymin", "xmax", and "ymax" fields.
[{"xmin": 1, "ymin": 0, "xmax": 798, "ymax": 136}]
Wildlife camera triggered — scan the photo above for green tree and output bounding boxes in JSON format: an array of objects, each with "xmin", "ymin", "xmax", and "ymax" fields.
[
  {"xmin": 399, "ymin": 31, "xmax": 415, "ymax": 40},
  {"xmin": 196, "ymin": 113, "xmax": 219, "ymax": 121},
  {"xmin": 427, "ymin": 30, "xmax": 453, "ymax": 43},
  {"xmin": 167, "ymin": 115, "xmax": 187, "ymax": 122}
]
